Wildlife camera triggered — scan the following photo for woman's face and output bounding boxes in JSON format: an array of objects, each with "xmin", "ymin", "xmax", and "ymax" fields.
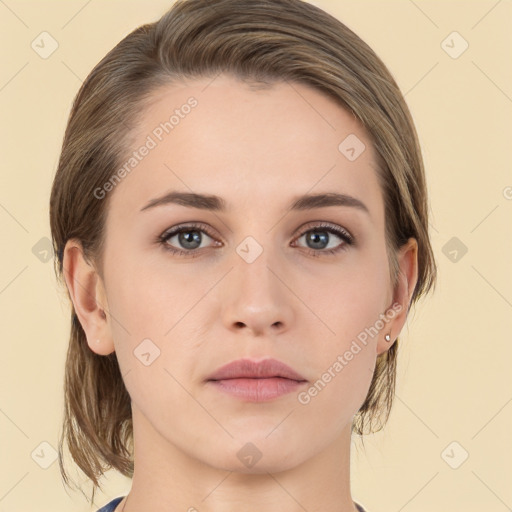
[{"xmin": 92, "ymin": 74, "xmax": 411, "ymax": 472}]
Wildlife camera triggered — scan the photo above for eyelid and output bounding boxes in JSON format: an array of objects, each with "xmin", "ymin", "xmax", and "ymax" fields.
[
  {"xmin": 157, "ymin": 220, "xmax": 355, "ymax": 257},
  {"xmin": 294, "ymin": 221, "xmax": 353, "ymax": 243},
  {"xmin": 160, "ymin": 221, "xmax": 217, "ymax": 239},
  {"xmin": 158, "ymin": 221, "xmax": 220, "ymax": 248}
]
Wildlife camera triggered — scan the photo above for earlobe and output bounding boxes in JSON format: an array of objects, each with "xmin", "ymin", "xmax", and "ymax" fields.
[
  {"xmin": 376, "ymin": 238, "xmax": 419, "ymax": 356},
  {"xmin": 62, "ymin": 239, "xmax": 115, "ymax": 356}
]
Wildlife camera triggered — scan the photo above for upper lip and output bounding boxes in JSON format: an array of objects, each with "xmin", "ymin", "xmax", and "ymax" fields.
[{"xmin": 206, "ymin": 358, "xmax": 307, "ymax": 382}]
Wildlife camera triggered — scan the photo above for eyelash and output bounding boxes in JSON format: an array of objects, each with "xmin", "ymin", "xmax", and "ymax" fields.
[{"xmin": 156, "ymin": 221, "xmax": 354, "ymax": 259}]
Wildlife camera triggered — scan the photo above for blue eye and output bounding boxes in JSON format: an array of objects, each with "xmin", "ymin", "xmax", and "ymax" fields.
[
  {"xmin": 293, "ymin": 222, "xmax": 354, "ymax": 257},
  {"xmin": 157, "ymin": 222, "xmax": 354, "ymax": 258},
  {"xmin": 158, "ymin": 222, "xmax": 218, "ymax": 258}
]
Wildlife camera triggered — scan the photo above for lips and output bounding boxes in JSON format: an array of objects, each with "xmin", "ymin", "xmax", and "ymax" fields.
[
  {"xmin": 205, "ymin": 358, "xmax": 308, "ymax": 402},
  {"xmin": 206, "ymin": 358, "xmax": 307, "ymax": 382}
]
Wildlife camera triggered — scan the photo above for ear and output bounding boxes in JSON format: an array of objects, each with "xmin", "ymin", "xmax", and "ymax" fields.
[
  {"xmin": 377, "ymin": 237, "xmax": 419, "ymax": 356},
  {"xmin": 62, "ymin": 239, "xmax": 115, "ymax": 356}
]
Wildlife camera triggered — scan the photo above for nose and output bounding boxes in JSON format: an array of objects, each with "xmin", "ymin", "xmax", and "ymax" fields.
[{"xmin": 221, "ymin": 248, "xmax": 295, "ymax": 337}]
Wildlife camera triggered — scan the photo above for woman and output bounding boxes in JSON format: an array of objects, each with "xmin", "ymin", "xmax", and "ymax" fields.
[{"xmin": 49, "ymin": 1, "xmax": 437, "ymax": 511}]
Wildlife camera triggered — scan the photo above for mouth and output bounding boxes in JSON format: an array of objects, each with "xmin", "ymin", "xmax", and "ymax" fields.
[{"xmin": 205, "ymin": 358, "xmax": 307, "ymax": 402}]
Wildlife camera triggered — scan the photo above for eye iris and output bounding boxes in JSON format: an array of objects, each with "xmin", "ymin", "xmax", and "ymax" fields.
[
  {"xmin": 307, "ymin": 231, "xmax": 329, "ymax": 249},
  {"xmin": 179, "ymin": 230, "xmax": 202, "ymax": 249}
]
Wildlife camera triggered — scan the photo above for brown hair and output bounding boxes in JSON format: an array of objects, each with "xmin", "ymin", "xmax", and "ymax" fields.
[{"xmin": 49, "ymin": 0, "xmax": 437, "ymax": 502}]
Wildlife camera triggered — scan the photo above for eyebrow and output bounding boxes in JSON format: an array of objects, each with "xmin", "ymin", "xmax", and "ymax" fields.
[{"xmin": 140, "ymin": 191, "xmax": 370, "ymax": 215}]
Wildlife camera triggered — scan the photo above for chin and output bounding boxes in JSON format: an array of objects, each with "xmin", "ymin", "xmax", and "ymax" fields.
[{"xmin": 202, "ymin": 437, "xmax": 307, "ymax": 475}]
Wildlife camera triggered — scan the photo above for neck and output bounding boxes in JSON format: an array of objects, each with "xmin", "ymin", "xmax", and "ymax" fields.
[{"xmin": 118, "ymin": 404, "xmax": 359, "ymax": 512}]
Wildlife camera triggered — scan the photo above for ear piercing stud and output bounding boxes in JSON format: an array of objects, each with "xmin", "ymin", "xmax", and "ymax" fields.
[{"xmin": 385, "ymin": 333, "xmax": 391, "ymax": 342}]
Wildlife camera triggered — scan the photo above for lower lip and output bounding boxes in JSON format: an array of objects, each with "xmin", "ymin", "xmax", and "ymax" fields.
[{"xmin": 207, "ymin": 377, "xmax": 307, "ymax": 402}]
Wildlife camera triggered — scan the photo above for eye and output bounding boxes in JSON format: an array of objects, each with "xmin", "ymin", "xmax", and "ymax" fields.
[
  {"xmin": 156, "ymin": 221, "xmax": 354, "ymax": 259},
  {"xmin": 157, "ymin": 222, "xmax": 220, "ymax": 258},
  {"xmin": 292, "ymin": 222, "xmax": 354, "ymax": 257}
]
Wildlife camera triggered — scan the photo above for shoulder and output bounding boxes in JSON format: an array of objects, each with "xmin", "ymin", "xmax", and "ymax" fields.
[{"xmin": 96, "ymin": 496, "xmax": 125, "ymax": 512}]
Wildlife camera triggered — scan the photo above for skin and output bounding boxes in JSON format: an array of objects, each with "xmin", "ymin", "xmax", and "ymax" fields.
[{"xmin": 63, "ymin": 74, "xmax": 418, "ymax": 512}]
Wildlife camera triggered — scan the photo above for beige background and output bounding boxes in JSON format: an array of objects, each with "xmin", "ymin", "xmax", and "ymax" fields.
[{"xmin": 1, "ymin": 1, "xmax": 511, "ymax": 511}]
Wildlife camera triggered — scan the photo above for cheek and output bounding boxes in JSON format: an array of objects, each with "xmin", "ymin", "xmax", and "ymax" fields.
[
  {"xmin": 298, "ymin": 309, "xmax": 379, "ymax": 426},
  {"xmin": 306, "ymin": 249, "xmax": 391, "ymax": 338},
  {"xmin": 105, "ymin": 261, "xmax": 197, "ymax": 421},
  {"xmin": 107, "ymin": 250, "xmax": 207, "ymax": 338},
  {"xmin": 295, "ymin": 340, "xmax": 376, "ymax": 439},
  {"xmin": 105, "ymin": 254, "xmax": 211, "ymax": 387},
  {"xmin": 293, "ymin": 252, "xmax": 389, "ymax": 419}
]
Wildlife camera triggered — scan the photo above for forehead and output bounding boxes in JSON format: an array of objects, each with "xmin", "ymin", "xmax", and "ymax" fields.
[{"xmin": 107, "ymin": 74, "xmax": 383, "ymax": 222}]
